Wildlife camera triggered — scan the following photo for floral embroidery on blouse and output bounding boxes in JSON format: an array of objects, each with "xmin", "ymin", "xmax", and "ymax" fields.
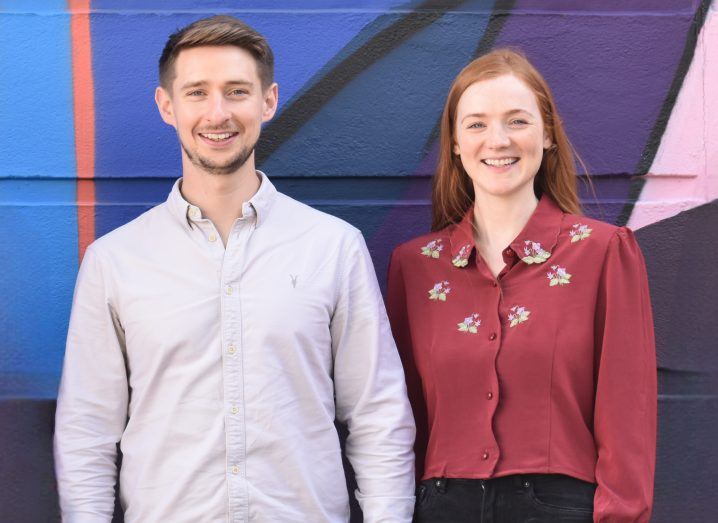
[
  {"xmin": 569, "ymin": 223, "xmax": 593, "ymax": 243},
  {"xmin": 546, "ymin": 265, "xmax": 572, "ymax": 286},
  {"xmin": 452, "ymin": 244, "xmax": 471, "ymax": 267},
  {"xmin": 457, "ymin": 313, "xmax": 481, "ymax": 333},
  {"xmin": 421, "ymin": 239, "xmax": 444, "ymax": 258},
  {"xmin": 508, "ymin": 305, "xmax": 531, "ymax": 327},
  {"xmin": 428, "ymin": 281, "xmax": 451, "ymax": 301},
  {"xmin": 521, "ymin": 240, "xmax": 551, "ymax": 264}
]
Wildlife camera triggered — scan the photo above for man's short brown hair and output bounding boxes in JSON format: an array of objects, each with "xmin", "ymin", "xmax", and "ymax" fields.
[{"xmin": 159, "ymin": 15, "xmax": 274, "ymax": 90}]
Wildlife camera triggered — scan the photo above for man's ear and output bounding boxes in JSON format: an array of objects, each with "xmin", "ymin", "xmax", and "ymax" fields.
[
  {"xmin": 155, "ymin": 86, "xmax": 176, "ymax": 127},
  {"xmin": 261, "ymin": 83, "xmax": 279, "ymax": 123}
]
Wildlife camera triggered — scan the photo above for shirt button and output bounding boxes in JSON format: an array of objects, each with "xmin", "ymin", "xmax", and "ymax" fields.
[
  {"xmin": 231, "ymin": 466, "xmax": 239, "ymax": 475},
  {"xmin": 189, "ymin": 208, "xmax": 200, "ymax": 219},
  {"xmin": 492, "ymin": 281, "xmax": 498, "ymax": 288},
  {"xmin": 228, "ymin": 345, "xmax": 236, "ymax": 354},
  {"xmin": 230, "ymin": 405, "xmax": 239, "ymax": 414},
  {"xmin": 225, "ymin": 285, "xmax": 233, "ymax": 295},
  {"xmin": 209, "ymin": 234, "xmax": 217, "ymax": 242},
  {"xmin": 482, "ymin": 451, "xmax": 490, "ymax": 460},
  {"xmin": 489, "ymin": 332, "xmax": 497, "ymax": 341},
  {"xmin": 486, "ymin": 392, "xmax": 493, "ymax": 400}
]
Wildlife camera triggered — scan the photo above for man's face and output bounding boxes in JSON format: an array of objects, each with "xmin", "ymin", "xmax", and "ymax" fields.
[{"xmin": 155, "ymin": 45, "xmax": 277, "ymax": 175}]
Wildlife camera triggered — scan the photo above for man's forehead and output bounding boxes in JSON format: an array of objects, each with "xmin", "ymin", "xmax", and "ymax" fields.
[{"xmin": 173, "ymin": 46, "xmax": 260, "ymax": 80}]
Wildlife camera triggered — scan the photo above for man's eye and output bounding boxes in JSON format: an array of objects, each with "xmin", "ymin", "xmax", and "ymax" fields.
[
  {"xmin": 229, "ymin": 89, "xmax": 248, "ymax": 96},
  {"xmin": 187, "ymin": 90, "xmax": 204, "ymax": 97}
]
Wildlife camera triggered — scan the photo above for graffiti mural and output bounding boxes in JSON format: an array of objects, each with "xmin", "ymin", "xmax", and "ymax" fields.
[{"xmin": 1, "ymin": 0, "xmax": 716, "ymax": 521}]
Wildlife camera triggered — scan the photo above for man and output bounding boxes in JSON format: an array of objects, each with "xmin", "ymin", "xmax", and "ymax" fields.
[{"xmin": 54, "ymin": 16, "xmax": 415, "ymax": 522}]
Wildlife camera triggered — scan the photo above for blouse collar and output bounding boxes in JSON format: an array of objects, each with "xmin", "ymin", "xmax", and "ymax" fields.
[{"xmin": 449, "ymin": 195, "xmax": 565, "ymax": 268}]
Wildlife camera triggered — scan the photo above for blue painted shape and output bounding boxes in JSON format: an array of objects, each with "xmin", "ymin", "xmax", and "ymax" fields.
[
  {"xmin": 0, "ymin": 6, "xmax": 78, "ymax": 394},
  {"xmin": 0, "ymin": 181, "xmax": 78, "ymax": 384},
  {"xmin": 91, "ymin": 0, "xmax": 415, "ymax": 10},
  {"xmin": 261, "ymin": 9, "xmax": 492, "ymax": 178},
  {"xmin": 0, "ymin": 6, "xmax": 76, "ymax": 177},
  {"xmin": 91, "ymin": 11, "xmax": 378, "ymax": 180}
]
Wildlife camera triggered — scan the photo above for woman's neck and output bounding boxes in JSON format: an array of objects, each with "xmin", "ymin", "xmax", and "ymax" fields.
[{"xmin": 472, "ymin": 190, "xmax": 539, "ymax": 252}]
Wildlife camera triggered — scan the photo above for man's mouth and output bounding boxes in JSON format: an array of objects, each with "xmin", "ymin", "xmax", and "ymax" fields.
[
  {"xmin": 199, "ymin": 132, "xmax": 239, "ymax": 142},
  {"xmin": 481, "ymin": 157, "xmax": 519, "ymax": 167}
]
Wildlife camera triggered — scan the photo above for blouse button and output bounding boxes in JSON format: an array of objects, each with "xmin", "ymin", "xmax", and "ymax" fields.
[
  {"xmin": 486, "ymin": 392, "xmax": 493, "ymax": 400},
  {"xmin": 504, "ymin": 249, "xmax": 513, "ymax": 256},
  {"xmin": 489, "ymin": 332, "xmax": 497, "ymax": 341},
  {"xmin": 492, "ymin": 281, "xmax": 498, "ymax": 288},
  {"xmin": 481, "ymin": 451, "xmax": 489, "ymax": 460}
]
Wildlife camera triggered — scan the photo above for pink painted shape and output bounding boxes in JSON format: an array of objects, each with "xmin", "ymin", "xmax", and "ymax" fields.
[{"xmin": 628, "ymin": 5, "xmax": 718, "ymax": 230}]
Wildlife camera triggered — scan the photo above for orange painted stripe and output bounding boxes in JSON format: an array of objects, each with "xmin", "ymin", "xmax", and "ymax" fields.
[{"xmin": 69, "ymin": 0, "xmax": 96, "ymax": 262}]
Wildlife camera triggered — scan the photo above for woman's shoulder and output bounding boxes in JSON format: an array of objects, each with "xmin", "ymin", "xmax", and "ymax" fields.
[
  {"xmin": 391, "ymin": 227, "xmax": 455, "ymax": 264},
  {"xmin": 561, "ymin": 211, "xmax": 634, "ymax": 248}
]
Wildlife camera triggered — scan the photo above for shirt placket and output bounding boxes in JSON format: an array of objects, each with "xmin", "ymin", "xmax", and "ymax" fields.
[{"xmin": 221, "ymin": 215, "xmax": 255, "ymax": 523}]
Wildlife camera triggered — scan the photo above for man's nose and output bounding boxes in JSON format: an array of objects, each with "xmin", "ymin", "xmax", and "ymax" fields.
[{"xmin": 205, "ymin": 94, "xmax": 231, "ymax": 123}]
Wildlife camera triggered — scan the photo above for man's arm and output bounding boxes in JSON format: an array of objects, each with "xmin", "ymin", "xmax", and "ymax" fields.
[
  {"xmin": 331, "ymin": 231, "xmax": 416, "ymax": 522},
  {"xmin": 54, "ymin": 245, "xmax": 129, "ymax": 523}
]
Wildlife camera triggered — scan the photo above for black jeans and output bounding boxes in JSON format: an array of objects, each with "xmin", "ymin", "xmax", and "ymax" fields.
[{"xmin": 414, "ymin": 474, "xmax": 596, "ymax": 523}]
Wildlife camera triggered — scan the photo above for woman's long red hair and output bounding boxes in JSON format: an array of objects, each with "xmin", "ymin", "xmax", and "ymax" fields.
[{"xmin": 432, "ymin": 48, "xmax": 585, "ymax": 231}]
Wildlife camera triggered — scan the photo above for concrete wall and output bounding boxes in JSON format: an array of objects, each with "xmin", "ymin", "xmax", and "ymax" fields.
[{"xmin": 1, "ymin": 1, "xmax": 716, "ymax": 521}]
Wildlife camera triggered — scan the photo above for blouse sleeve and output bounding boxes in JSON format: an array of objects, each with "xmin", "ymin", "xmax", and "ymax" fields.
[
  {"xmin": 593, "ymin": 227, "xmax": 657, "ymax": 522},
  {"xmin": 387, "ymin": 247, "xmax": 429, "ymax": 481}
]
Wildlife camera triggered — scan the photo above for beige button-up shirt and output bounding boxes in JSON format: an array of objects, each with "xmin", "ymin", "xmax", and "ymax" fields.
[{"xmin": 54, "ymin": 173, "xmax": 416, "ymax": 523}]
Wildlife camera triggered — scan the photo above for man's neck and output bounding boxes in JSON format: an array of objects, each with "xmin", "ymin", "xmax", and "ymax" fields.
[{"xmin": 180, "ymin": 159, "xmax": 261, "ymax": 246}]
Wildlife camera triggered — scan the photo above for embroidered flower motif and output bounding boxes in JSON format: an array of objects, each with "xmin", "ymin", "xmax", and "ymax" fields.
[
  {"xmin": 546, "ymin": 265, "xmax": 572, "ymax": 286},
  {"xmin": 428, "ymin": 280, "xmax": 451, "ymax": 301},
  {"xmin": 521, "ymin": 240, "xmax": 551, "ymax": 264},
  {"xmin": 457, "ymin": 313, "xmax": 481, "ymax": 333},
  {"xmin": 452, "ymin": 244, "xmax": 472, "ymax": 267},
  {"xmin": 420, "ymin": 239, "xmax": 444, "ymax": 258},
  {"xmin": 569, "ymin": 223, "xmax": 593, "ymax": 243},
  {"xmin": 508, "ymin": 305, "xmax": 530, "ymax": 327}
]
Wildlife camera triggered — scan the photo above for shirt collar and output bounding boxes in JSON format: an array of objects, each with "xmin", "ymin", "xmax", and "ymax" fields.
[
  {"xmin": 449, "ymin": 195, "xmax": 565, "ymax": 268},
  {"xmin": 166, "ymin": 170, "xmax": 278, "ymax": 229}
]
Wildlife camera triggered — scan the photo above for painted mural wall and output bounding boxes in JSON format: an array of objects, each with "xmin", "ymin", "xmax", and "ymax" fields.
[{"xmin": 1, "ymin": 0, "xmax": 716, "ymax": 521}]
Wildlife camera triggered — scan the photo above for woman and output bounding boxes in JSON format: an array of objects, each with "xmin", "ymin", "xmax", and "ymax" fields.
[{"xmin": 387, "ymin": 48, "xmax": 656, "ymax": 522}]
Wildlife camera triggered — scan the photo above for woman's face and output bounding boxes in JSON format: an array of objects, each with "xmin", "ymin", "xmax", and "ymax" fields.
[{"xmin": 453, "ymin": 74, "xmax": 551, "ymax": 202}]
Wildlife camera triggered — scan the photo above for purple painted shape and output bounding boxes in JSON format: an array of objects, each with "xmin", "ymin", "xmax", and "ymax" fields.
[
  {"xmin": 509, "ymin": 0, "xmax": 698, "ymax": 12},
  {"xmin": 495, "ymin": 4, "xmax": 696, "ymax": 176}
]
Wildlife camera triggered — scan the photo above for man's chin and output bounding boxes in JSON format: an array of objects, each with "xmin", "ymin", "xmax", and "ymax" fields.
[{"xmin": 182, "ymin": 143, "xmax": 256, "ymax": 176}]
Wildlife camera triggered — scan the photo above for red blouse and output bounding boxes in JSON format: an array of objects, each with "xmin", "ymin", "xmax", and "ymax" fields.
[{"xmin": 387, "ymin": 196, "xmax": 656, "ymax": 522}]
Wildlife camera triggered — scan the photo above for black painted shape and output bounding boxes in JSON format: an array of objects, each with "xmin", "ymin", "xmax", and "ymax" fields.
[
  {"xmin": 616, "ymin": 0, "xmax": 712, "ymax": 226},
  {"xmin": 256, "ymin": 0, "xmax": 464, "ymax": 166},
  {"xmin": 636, "ymin": 200, "xmax": 718, "ymax": 521}
]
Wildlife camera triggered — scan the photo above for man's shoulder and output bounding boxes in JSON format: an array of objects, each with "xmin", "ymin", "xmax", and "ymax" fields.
[
  {"xmin": 272, "ymin": 192, "xmax": 360, "ymax": 241},
  {"xmin": 89, "ymin": 202, "xmax": 169, "ymax": 257}
]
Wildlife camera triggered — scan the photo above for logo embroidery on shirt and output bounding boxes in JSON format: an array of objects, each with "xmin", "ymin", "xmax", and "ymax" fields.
[
  {"xmin": 290, "ymin": 274, "xmax": 298, "ymax": 288},
  {"xmin": 508, "ymin": 305, "xmax": 531, "ymax": 327},
  {"xmin": 457, "ymin": 313, "xmax": 481, "ymax": 333},
  {"xmin": 420, "ymin": 239, "xmax": 444, "ymax": 259},
  {"xmin": 521, "ymin": 240, "xmax": 551, "ymax": 264},
  {"xmin": 546, "ymin": 265, "xmax": 572, "ymax": 286},
  {"xmin": 569, "ymin": 223, "xmax": 593, "ymax": 243},
  {"xmin": 428, "ymin": 281, "xmax": 451, "ymax": 301}
]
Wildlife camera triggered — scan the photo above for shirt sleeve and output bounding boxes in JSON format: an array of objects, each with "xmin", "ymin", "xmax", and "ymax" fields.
[
  {"xmin": 386, "ymin": 246, "xmax": 429, "ymax": 481},
  {"xmin": 331, "ymin": 231, "xmax": 416, "ymax": 522},
  {"xmin": 593, "ymin": 227, "xmax": 657, "ymax": 522},
  {"xmin": 54, "ymin": 245, "xmax": 129, "ymax": 523}
]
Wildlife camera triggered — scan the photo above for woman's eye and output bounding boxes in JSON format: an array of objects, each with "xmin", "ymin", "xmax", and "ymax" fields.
[
  {"xmin": 468, "ymin": 122, "xmax": 485, "ymax": 129},
  {"xmin": 510, "ymin": 119, "xmax": 529, "ymax": 125}
]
